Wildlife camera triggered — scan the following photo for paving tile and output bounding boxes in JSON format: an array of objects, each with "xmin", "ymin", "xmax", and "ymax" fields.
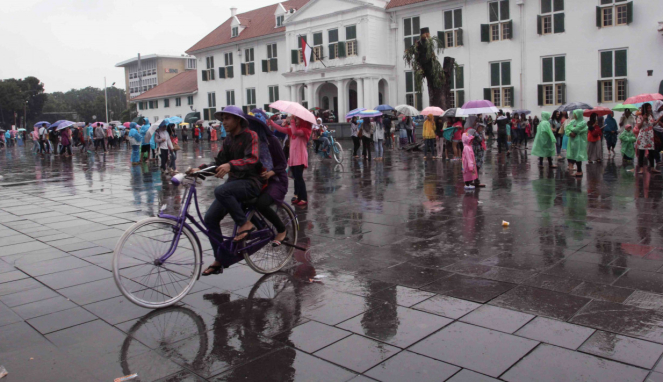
[
  {"xmin": 514, "ymin": 317, "xmax": 595, "ymax": 350},
  {"xmin": 0, "ymin": 301, "xmax": 23, "ymax": 327},
  {"xmin": 365, "ymin": 350, "xmax": 460, "ymax": 382},
  {"xmin": 370, "ymin": 285, "xmax": 436, "ymax": 307},
  {"xmin": 489, "ymin": 285, "xmax": 591, "ymax": 320},
  {"xmin": 615, "ymin": 270, "xmax": 663, "ymax": 294},
  {"xmin": 579, "ymin": 330, "xmax": 663, "ymax": 369},
  {"xmin": 460, "ymin": 305, "xmax": 535, "ymax": 333},
  {"xmin": 543, "ymin": 260, "xmax": 628, "ymax": 285},
  {"xmin": 16, "ymin": 255, "xmax": 91, "ymax": 277},
  {"xmin": 571, "ymin": 281, "xmax": 634, "ymax": 303},
  {"xmin": 0, "ymin": 269, "xmax": 29, "ymax": 284},
  {"xmin": 421, "ymin": 273, "xmax": 516, "ymax": 303},
  {"xmin": 0, "ymin": 286, "xmax": 60, "ymax": 307},
  {"xmin": 35, "ymin": 265, "xmax": 111, "ymax": 289},
  {"xmin": 502, "ymin": 344, "xmax": 648, "ymax": 382},
  {"xmin": 300, "ymin": 288, "xmax": 377, "ymax": 326},
  {"xmin": 83, "ymin": 295, "xmax": 153, "ymax": 325},
  {"xmin": 314, "ymin": 334, "xmax": 400, "ymax": 373},
  {"xmin": 69, "ymin": 246, "xmax": 112, "ymax": 258},
  {"xmin": 1, "ymin": 240, "xmax": 51, "ymax": 256},
  {"xmin": 412, "ymin": 295, "xmax": 481, "ymax": 319},
  {"xmin": 522, "ymin": 273, "xmax": 585, "ymax": 293},
  {"xmin": 58, "ymin": 277, "xmax": 140, "ymax": 306},
  {"xmin": 623, "ymin": 290, "xmax": 663, "ymax": 311},
  {"xmin": 11, "ymin": 295, "xmax": 78, "ymax": 319},
  {"xmin": 0, "ymin": 277, "xmax": 42, "ymax": 296},
  {"xmin": 648, "ymin": 372, "xmax": 663, "ymax": 382},
  {"xmin": 409, "ymin": 322, "xmax": 538, "ymax": 378},
  {"xmin": 26, "ymin": 306, "xmax": 98, "ymax": 334},
  {"xmin": 446, "ymin": 369, "xmax": 500, "ymax": 382},
  {"xmin": 368, "ymin": 262, "xmax": 452, "ymax": 288},
  {"xmin": 338, "ymin": 305, "xmax": 452, "ymax": 348},
  {"xmin": 273, "ymin": 320, "xmax": 352, "ymax": 353},
  {"xmin": 571, "ymin": 300, "xmax": 663, "ymax": 344},
  {"xmin": 0, "ymin": 342, "xmax": 98, "ymax": 381}
]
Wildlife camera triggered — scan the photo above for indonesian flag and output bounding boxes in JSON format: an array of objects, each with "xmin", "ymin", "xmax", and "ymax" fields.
[{"xmin": 301, "ymin": 36, "xmax": 312, "ymax": 72}]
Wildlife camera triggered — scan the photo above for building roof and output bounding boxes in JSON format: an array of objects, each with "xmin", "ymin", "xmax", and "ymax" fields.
[
  {"xmin": 132, "ymin": 71, "xmax": 198, "ymax": 101},
  {"xmin": 186, "ymin": 0, "xmax": 310, "ymax": 54},
  {"xmin": 386, "ymin": 0, "xmax": 431, "ymax": 10},
  {"xmin": 115, "ymin": 54, "xmax": 191, "ymax": 68}
]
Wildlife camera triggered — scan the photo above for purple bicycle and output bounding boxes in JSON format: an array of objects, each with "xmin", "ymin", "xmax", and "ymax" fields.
[{"xmin": 112, "ymin": 166, "xmax": 299, "ymax": 309}]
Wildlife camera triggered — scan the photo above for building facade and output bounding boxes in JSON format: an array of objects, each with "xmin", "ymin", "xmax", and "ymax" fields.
[
  {"xmin": 172, "ymin": 0, "xmax": 663, "ymax": 122},
  {"xmin": 115, "ymin": 54, "xmax": 197, "ymax": 103},
  {"xmin": 131, "ymin": 71, "xmax": 199, "ymax": 124}
]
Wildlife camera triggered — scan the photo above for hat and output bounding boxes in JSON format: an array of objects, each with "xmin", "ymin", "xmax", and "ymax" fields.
[
  {"xmin": 420, "ymin": 27, "xmax": 430, "ymax": 35},
  {"xmin": 215, "ymin": 106, "xmax": 247, "ymax": 124}
]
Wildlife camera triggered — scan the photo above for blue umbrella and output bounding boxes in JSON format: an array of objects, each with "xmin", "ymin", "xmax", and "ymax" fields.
[
  {"xmin": 375, "ymin": 105, "xmax": 395, "ymax": 112},
  {"xmin": 56, "ymin": 121, "xmax": 75, "ymax": 131},
  {"xmin": 49, "ymin": 120, "xmax": 66, "ymax": 130},
  {"xmin": 165, "ymin": 116, "xmax": 183, "ymax": 125},
  {"xmin": 358, "ymin": 110, "xmax": 383, "ymax": 118},
  {"xmin": 34, "ymin": 121, "xmax": 50, "ymax": 128},
  {"xmin": 345, "ymin": 108, "xmax": 366, "ymax": 119}
]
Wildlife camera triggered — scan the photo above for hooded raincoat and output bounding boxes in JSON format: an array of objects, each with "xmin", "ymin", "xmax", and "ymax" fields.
[
  {"xmin": 462, "ymin": 133, "xmax": 478, "ymax": 182},
  {"xmin": 531, "ymin": 111, "xmax": 557, "ymax": 158},
  {"xmin": 619, "ymin": 128, "xmax": 636, "ymax": 159},
  {"xmin": 603, "ymin": 114, "xmax": 619, "ymax": 148},
  {"xmin": 422, "ymin": 115, "xmax": 436, "ymax": 139},
  {"xmin": 128, "ymin": 122, "xmax": 143, "ymax": 163},
  {"xmin": 565, "ymin": 109, "xmax": 588, "ymax": 162}
]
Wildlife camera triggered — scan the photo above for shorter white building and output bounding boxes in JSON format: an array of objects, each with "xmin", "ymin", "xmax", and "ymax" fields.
[{"xmin": 131, "ymin": 71, "xmax": 200, "ymax": 124}]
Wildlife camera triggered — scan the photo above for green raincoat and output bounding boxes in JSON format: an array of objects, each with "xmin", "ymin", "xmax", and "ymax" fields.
[
  {"xmin": 531, "ymin": 111, "xmax": 556, "ymax": 158},
  {"xmin": 619, "ymin": 129, "xmax": 636, "ymax": 159},
  {"xmin": 565, "ymin": 109, "xmax": 588, "ymax": 162}
]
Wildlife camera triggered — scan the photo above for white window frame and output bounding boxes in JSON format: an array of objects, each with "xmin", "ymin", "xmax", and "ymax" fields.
[
  {"xmin": 443, "ymin": 9, "xmax": 462, "ymax": 48},
  {"xmin": 276, "ymin": 15, "xmax": 285, "ymax": 27},
  {"xmin": 540, "ymin": 0, "xmax": 564, "ymax": 34},
  {"xmin": 328, "ymin": 29, "xmax": 339, "ymax": 59},
  {"xmin": 488, "ymin": 1, "xmax": 510, "ymax": 41},
  {"xmin": 599, "ymin": 49, "xmax": 628, "ymax": 103},
  {"xmin": 312, "ymin": 32, "xmax": 323, "ymax": 61},
  {"xmin": 541, "ymin": 55, "xmax": 565, "ymax": 106},
  {"xmin": 489, "ymin": 61, "xmax": 512, "ymax": 108},
  {"xmin": 226, "ymin": 90, "xmax": 235, "ymax": 106},
  {"xmin": 268, "ymin": 86, "xmax": 279, "ymax": 103},
  {"xmin": 208, "ymin": 92, "xmax": 216, "ymax": 108},
  {"xmin": 267, "ymin": 43, "xmax": 277, "ymax": 59},
  {"xmin": 450, "ymin": 66, "xmax": 464, "ymax": 108},
  {"xmin": 231, "ymin": 26, "xmax": 239, "ymax": 37},
  {"xmin": 175, "ymin": 97, "xmax": 181, "ymax": 107},
  {"xmin": 345, "ymin": 25, "xmax": 357, "ymax": 57},
  {"xmin": 600, "ymin": 0, "xmax": 628, "ymax": 27},
  {"xmin": 187, "ymin": 96, "xmax": 194, "ymax": 106},
  {"xmin": 246, "ymin": 88, "xmax": 256, "ymax": 110},
  {"xmin": 403, "ymin": 16, "xmax": 420, "ymax": 50},
  {"xmin": 405, "ymin": 71, "xmax": 422, "ymax": 110}
]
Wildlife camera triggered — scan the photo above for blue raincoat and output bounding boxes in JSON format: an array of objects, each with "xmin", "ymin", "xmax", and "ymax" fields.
[{"xmin": 128, "ymin": 123, "xmax": 143, "ymax": 163}]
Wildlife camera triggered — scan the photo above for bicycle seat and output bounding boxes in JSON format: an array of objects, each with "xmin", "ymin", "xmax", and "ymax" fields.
[{"xmin": 243, "ymin": 198, "xmax": 258, "ymax": 206}]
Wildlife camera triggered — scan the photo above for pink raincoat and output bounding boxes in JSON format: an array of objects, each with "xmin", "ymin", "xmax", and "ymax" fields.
[
  {"xmin": 462, "ymin": 133, "xmax": 478, "ymax": 182},
  {"xmin": 269, "ymin": 119, "xmax": 312, "ymax": 168}
]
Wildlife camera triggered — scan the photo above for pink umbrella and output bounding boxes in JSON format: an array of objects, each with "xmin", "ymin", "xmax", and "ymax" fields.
[
  {"xmin": 583, "ymin": 107, "xmax": 613, "ymax": 117},
  {"xmin": 458, "ymin": 100, "xmax": 499, "ymax": 116},
  {"xmin": 624, "ymin": 93, "xmax": 663, "ymax": 105},
  {"xmin": 421, "ymin": 106, "xmax": 445, "ymax": 116},
  {"xmin": 269, "ymin": 100, "xmax": 317, "ymax": 125},
  {"xmin": 123, "ymin": 122, "xmax": 131, "ymax": 128}
]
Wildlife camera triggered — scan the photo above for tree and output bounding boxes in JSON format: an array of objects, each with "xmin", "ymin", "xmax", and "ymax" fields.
[
  {"xmin": 403, "ymin": 34, "xmax": 455, "ymax": 109},
  {"xmin": 40, "ymin": 86, "xmax": 127, "ymax": 123},
  {"xmin": 0, "ymin": 76, "xmax": 47, "ymax": 128}
]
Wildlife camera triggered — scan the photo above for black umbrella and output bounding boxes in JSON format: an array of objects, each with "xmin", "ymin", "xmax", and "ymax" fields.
[
  {"xmin": 555, "ymin": 102, "xmax": 593, "ymax": 112},
  {"xmin": 443, "ymin": 108, "xmax": 458, "ymax": 117}
]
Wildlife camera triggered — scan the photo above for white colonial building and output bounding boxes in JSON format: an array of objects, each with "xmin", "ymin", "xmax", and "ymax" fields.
[{"xmin": 139, "ymin": 0, "xmax": 663, "ymax": 122}]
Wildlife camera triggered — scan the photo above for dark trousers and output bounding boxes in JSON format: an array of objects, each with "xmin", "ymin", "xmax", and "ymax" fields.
[
  {"xmin": 638, "ymin": 149, "xmax": 656, "ymax": 167},
  {"xmin": 314, "ymin": 140, "xmax": 321, "ymax": 153},
  {"xmin": 406, "ymin": 129, "xmax": 414, "ymax": 143},
  {"xmin": 290, "ymin": 165, "xmax": 307, "ymax": 201},
  {"xmin": 568, "ymin": 159, "xmax": 583, "ymax": 172},
  {"xmin": 255, "ymin": 193, "xmax": 286, "ymax": 234},
  {"xmin": 538, "ymin": 157, "xmax": 553, "ymax": 166},
  {"xmin": 160, "ymin": 149, "xmax": 169, "ymax": 170},
  {"xmin": 94, "ymin": 139, "xmax": 105, "ymax": 151},
  {"xmin": 60, "ymin": 144, "xmax": 72, "ymax": 155},
  {"xmin": 361, "ymin": 136, "xmax": 372, "ymax": 160},
  {"xmin": 204, "ymin": 179, "xmax": 260, "ymax": 264},
  {"xmin": 39, "ymin": 139, "xmax": 47, "ymax": 153},
  {"xmin": 497, "ymin": 134, "xmax": 508, "ymax": 153},
  {"xmin": 352, "ymin": 136, "xmax": 360, "ymax": 156}
]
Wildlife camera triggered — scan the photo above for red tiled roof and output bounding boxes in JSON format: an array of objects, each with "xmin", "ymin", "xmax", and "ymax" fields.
[
  {"xmin": 186, "ymin": 0, "xmax": 310, "ymax": 54},
  {"xmin": 386, "ymin": 0, "xmax": 431, "ymax": 10},
  {"xmin": 132, "ymin": 71, "xmax": 197, "ymax": 101}
]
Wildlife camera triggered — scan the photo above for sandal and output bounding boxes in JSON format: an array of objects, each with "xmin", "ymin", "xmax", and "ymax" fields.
[
  {"xmin": 202, "ymin": 265, "xmax": 223, "ymax": 276},
  {"xmin": 233, "ymin": 227, "xmax": 256, "ymax": 242},
  {"xmin": 271, "ymin": 237, "xmax": 290, "ymax": 247}
]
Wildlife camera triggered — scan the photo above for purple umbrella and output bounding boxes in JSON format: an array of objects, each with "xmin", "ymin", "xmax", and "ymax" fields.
[{"xmin": 458, "ymin": 100, "xmax": 499, "ymax": 116}]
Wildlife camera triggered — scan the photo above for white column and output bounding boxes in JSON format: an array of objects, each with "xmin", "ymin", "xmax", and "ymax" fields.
[
  {"xmin": 287, "ymin": 85, "xmax": 293, "ymax": 102},
  {"xmin": 364, "ymin": 77, "xmax": 374, "ymax": 109},
  {"xmin": 357, "ymin": 78, "xmax": 364, "ymax": 109},
  {"xmin": 336, "ymin": 79, "xmax": 345, "ymax": 120},
  {"xmin": 306, "ymin": 82, "xmax": 314, "ymax": 108}
]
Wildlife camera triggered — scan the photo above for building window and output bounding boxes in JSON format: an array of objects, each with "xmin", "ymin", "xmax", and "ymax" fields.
[
  {"xmin": 242, "ymin": 48, "xmax": 255, "ymax": 76},
  {"xmin": 266, "ymin": 86, "xmax": 279, "ymax": 112},
  {"xmin": 297, "ymin": 36, "xmax": 307, "ymax": 64},
  {"xmin": 328, "ymin": 29, "xmax": 339, "ymax": 59},
  {"xmin": 267, "ymin": 43, "xmax": 277, "ymax": 59},
  {"xmin": 186, "ymin": 58, "xmax": 196, "ymax": 70},
  {"xmin": 312, "ymin": 32, "xmax": 323, "ymax": 62},
  {"xmin": 276, "ymin": 14, "xmax": 285, "ymax": 27},
  {"xmin": 449, "ymin": 66, "xmax": 465, "ymax": 108},
  {"xmin": 485, "ymin": 61, "xmax": 513, "ymax": 107},
  {"xmin": 203, "ymin": 108, "xmax": 216, "ymax": 121},
  {"xmin": 482, "ymin": 1, "xmax": 512, "ymax": 42},
  {"xmin": 263, "ymin": 44, "xmax": 279, "ymax": 73},
  {"xmin": 226, "ymin": 90, "xmax": 235, "ymax": 106},
  {"xmin": 220, "ymin": 52, "xmax": 234, "ymax": 79},
  {"xmin": 245, "ymin": 88, "xmax": 256, "ymax": 112},
  {"xmin": 538, "ymin": 56, "xmax": 566, "ymax": 106},
  {"xmin": 175, "ymin": 97, "xmax": 181, "ymax": 107},
  {"xmin": 300, "ymin": 86, "xmax": 306, "ymax": 103},
  {"xmin": 138, "ymin": 102, "xmax": 144, "ymax": 110},
  {"xmin": 598, "ymin": 0, "xmax": 632, "ymax": 28},
  {"xmin": 232, "ymin": 26, "xmax": 239, "ymax": 37},
  {"xmin": 405, "ymin": 71, "xmax": 423, "ymax": 111},
  {"xmin": 346, "ymin": 25, "xmax": 357, "ymax": 56},
  {"xmin": 187, "ymin": 96, "xmax": 194, "ymax": 105},
  {"xmin": 202, "ymin": 56, "xmax": 215, "ymax": 81},
  {"xmin": 538, "ymin": 0, "xmax": 564, "ymax": 35},
  {"xmin": 599, "ymin": 49, "xmax": 628, "ymax": 103},
  {"xmin": 154, "ymin": 116, "xmax": 159, "ymax": 122},
  {"xmin": 441, "ymin": 9, "xmax": 463, "ymax": 48},
  {"xmin": 208, "ymin": 92, "xmax": 216, "ymax": 108},
  {"xmin": 164, "ymin": 99, "xmax": 170, "ymax": 108},
  {"xmin": 403, "ymin": 16, "xmax": 420, "ymax": 50}
]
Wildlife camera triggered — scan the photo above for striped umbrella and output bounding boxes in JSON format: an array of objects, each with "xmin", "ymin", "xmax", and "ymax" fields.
[{"xmin": 345, "ymin": 108, "xmax": 366, "ymax": 119}]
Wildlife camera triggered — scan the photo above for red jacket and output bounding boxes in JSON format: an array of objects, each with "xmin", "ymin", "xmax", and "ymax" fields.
[{"xmin": 588, "ymin": 123, "xmax": 602, "ymax": 143}]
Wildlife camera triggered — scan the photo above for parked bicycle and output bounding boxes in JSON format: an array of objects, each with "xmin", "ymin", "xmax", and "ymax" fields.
[
  {"xmin": 112, "ymin": 167, "xmax": 300, "ymax": 309},
  {"xmin": 317, "ymin": 130, "xmax": 344, "ymax": 164}
]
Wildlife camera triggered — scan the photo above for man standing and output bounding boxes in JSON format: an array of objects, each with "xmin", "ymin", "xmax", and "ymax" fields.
[
  {"xmin": 495, "ymin": 110, "xmax": 510, "ymax": 156},
  {"xmin": 38, "ymin": 123, "xmax": 49, "ymax": 155},
  {"xmin": 619, "ymin": 109, "xmax": 636, "ymax": 133},
  {"xmin": 94, "ymin": 123, "xmax": 106, "ymax": 153}
]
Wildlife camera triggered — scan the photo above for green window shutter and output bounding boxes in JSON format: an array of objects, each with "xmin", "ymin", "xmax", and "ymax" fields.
[
  {"xmin": 623, "ymin": 79, "xmax": 628, "ymax": 100},
  {"xmin": 508, "ymin": 87, "xmax": 515, "ymax": 107},
  {"xmin": 481, "ymin": 24, "xmax": 490, "ymax": 42},
  {"xmin": 227, "ymin": 66, "xmax": 234, "ymax": 78},
  {"xmin": 457, "ymin": 28, "xmax": 463, "ymax": 46},
  {"xmin": 538, "ymin": 85, "xmax": 544, "ymax": 106},
  {"xmin": 262, "ymin": 60, "xmax": 268, "ymax": 73},
  {"xmin": 313, "ymin": 33, "xmax": 323, "ymax": 46},
  {"xmin": 275, "ymin": 86, "xmax": 279, "ymax": 100},
  {"xmin": 404, "ymin": 18, "xmax": 412, "ymax": 36},
  {"xmin": 210, "ymin": 69, "xmax": 215, "ymax": 80},
  {"xmin": 270, "ymin": 58, "xmax": 278, "ymax": 72},
  {"xmin": 454, "ymin": 9, "xmax": 463, "ymax": 28},
  {"xmin": 338, "ymin": 41, "xmax": 346, "ymax": 58},
  {"xmin": 600, "ymin": 51, "xmax": 613, "ymax": 78},
  {"xmin": 554, "ymin": 13, "xmax": 565, "ymax": 33},
  {"xmin": 449, "ymin": 68, "xmax": 455, "ymax": 89},
  {"xmin": 537, "ymin": 15, "xmax": 542, "ymax": 35},
  {"xmin": 560, "ymin": 83, "xmax": 567, "ymax": 104},
  {"xmin": 484, "ymin": 88, "xmax": 492, "ymax": 101},
  {"xmin": 444, "ymin": 11, "xmax": 453, "ymax": 30},
  {"xmin": 456, "ymin": 66, "xmax": 464, "ymax": 89},
  {"xmin": 291, "ymin": 50, "xmax": 299, "ymax": 64},
  {"xmin": 242, "ymin": 106, "xmax": 248, "ymax": 114},
  {"xmin": 489, "ymin": 2, "xmax": 499, "ymax": 22},
  {"xmin": 541, "ymin": 0, "xmax": 552, "ymax": 14},
  {"xmin": 416, "ymin": 93, "xmax": 423, "ymax": 111},
  {"xmin": 626, "ymin": 1, "xmax": 633, "ymax": 24},
  {"xmin": 346, "ymin": 26, "xmax": 357, "ymax": 40},
  {"xmin": 554, "ymin": 56, "xmax": 565, "ymax": 82},
  {"xmin": 329, "ymin": 29, "xmax": 338, "ymax": 43},
  {"xmin": 219, "ymin": 67, "xmax": 226, "ymax": 79},
  {"xmin": 203, "ymin": 109, "xmax": 208, "ymax": 121},
  {"xmin": 501, "ymin": 62, "xmax": 511, "ymax": 86},
  {"xmin": 542, "ymin": 58, "xmax": 553, "ymax": 83},
  {"xmin": 596, "ymin": 6, "xmax": 602, "ymax": 28},
  {"xmin": 615, "ymin": 50, "xmax": 627, "ymax": 77},
  {"xmin": 406, "ymin": 72, "xmax": 413, "ymax": 93},
  {"xmin": 553, "ymin": 0, "xmax": 564, "ymax": 11},
  {"xmin": 202, "ymin": 70, "xmax": 208, "ymax": 81},
  {"xmin": 413, "ymin": 17, "xmax": 420, "ymax": 34},
  {"xmin": 437, "ymin": 31, "xmax": 444, "ymax": 41},
  {"xmin": 329, "ymin": 44, "xmax": 336, "ymax": 59},
  {"xmin": 241, "ymin": 63, "xmax": 247, "ymax": 75},
  {"xmin": 597, "ymin": 80, "xmax": 602, "ymax": 103},
  {"xmin": 491, "ymin": 63, "xmax": 501, "ymax": 86},
  {"xmin": 250, "ymin": 62, "xmax": 255, "ymax": 75},
  {"xmin": 457, "ymin": 90, "xmax": 465, "ymax": 107},
  {"xmin": 404, "ymin": 37, "xmax": 412, "ymax": 50},
  {"xmin": 506, "ymin": 20, "xmax": 513, "ymax": 39},
  {"xmin": 500, "ymin": 0, "xmax": 510, "ymax": 20},
  {"xmin": 354, "ymin": 41, "xmax": 358, "ymax": 56}
]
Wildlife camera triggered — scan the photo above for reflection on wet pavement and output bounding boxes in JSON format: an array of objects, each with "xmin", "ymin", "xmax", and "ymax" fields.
[{"xmin": 3, "ymin": 141, "xmax": 663, "ymax": 380}]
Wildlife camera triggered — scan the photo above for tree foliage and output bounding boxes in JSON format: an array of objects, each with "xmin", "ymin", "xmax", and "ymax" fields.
[
  {"xmin": 403, "ymin": 36, "xmax": 447, "ymax": 90},
  {"xmin": 41, "ymin": 86, "xmax": 128, "ymax": 123},
  {"xmin": 0, "ymin": 77, "xmax": 47, "ymax": 128}
]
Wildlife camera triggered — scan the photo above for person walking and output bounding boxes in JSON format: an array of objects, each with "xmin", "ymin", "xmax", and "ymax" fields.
[
  {"xmin": 93, "ymin": 123, "xmax": 106, "ymax": 153},
  {"xmin": 565, "ymin": 109, "xmax": 588, "ymax": 177},
  {"xmin": 60, "ymin": 127, "xmax": 72, "ymax": 157},
  {"xmin": 167, "ymin": 124, "xmax": 179, "ymax": 173},
  {"xmin": 128, "ymin": 123, "xmax": 142, "ymax": 165},
  {"xmin": 495, "ymin": 111, "xmax": 509, "ymax": 155},
  {"xmin": 361, "ymin": 118, "xmax": 374, "ymax": 161},
  {"xmin": 155, "ymin": 122, "xmax": 174, "ymax": 173},
  {"xmin": 422, "ymin": 114, "xmax": 436, "ymax": 159},
  {"xmin": 374, "ymin": 116, "xmax": 385, "ymax": 161},
  {"xmin": 38, "ymin": 123, "xmax": 49, "ymax": 155},
  {"xmin": 550, "ymin": 111, "xmax": 562, "ymax": 159},
  {"xmin": 405, "ymin": 116, "xmax": 414, "ymax": 144},
  {"xmin": 384, "ymin": 116, "xmax": 393, "ymax": 149},
  {"xmin": 350, "ymin": 117, "xmax": 360, "ymax": 158},
  {"xmin": 467, "ymin": 123, "xmax": 486, "ymax": 187},
  {"xmin": 268, "ymin": 115, "xmax": 312, "ymax": 206},
  {"xmin": 587, "ymin": 113, "xmax": 603, "ymax": 163},
  {"xmin": 532, "ymin": 111, "xmax": 558, "ymax": 168},
  {"xmin": 634, "ymin": 103, "xmax": 663, "ymax": 175},
  {"xmin": 452, "ymin": 118, "xmax": 463, "ymax": 159}
]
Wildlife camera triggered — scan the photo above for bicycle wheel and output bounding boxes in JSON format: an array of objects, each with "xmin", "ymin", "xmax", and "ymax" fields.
[
  {"xmin": 113, "ymin": 217, "xmax": 201, "ymax": 309},
  {"xmin": 243, "ymin": 204, "xmax": 298, "ymax": 274},
  {"xmin": 333, "ymin": 141, "xmax": 344, "ymax": 163}
]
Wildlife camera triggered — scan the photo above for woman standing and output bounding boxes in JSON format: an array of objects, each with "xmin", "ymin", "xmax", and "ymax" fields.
[
  {"xmin": 361, "ymin": 118, "xmax": 374, "ymax": 161},
  {"xmin": 405, "ymin": 116, "xmax": 414, "ymax": 144},
  {"xmin": 462, "ymin": 132, "xmax": 478, "ymax": 190},
  {"xmin": 60, "ymin": 127, "xmax": 72, "ymax": 157},
  {"xmin": 422, "ymin": 114, "xmax": 436, "ymax": 159},
  {"xmin": 532, "ymin": 111, "xmax": 557, "ymax": 168},
  {"xmin": 155, "ymin": 122, "xmax": 174, "ymax": 173},
  {"xmin": 373, "ymin": 116, "xmax": 385, "ymax": 161},
  {"xmin": 587, "ymin": 113, "xmax": 603, "ymax": 163},
  {"xmin": 268, "ymin": 116, "xmax": 312, "ymax": 206},
  {"xmin": 550, "ymin": 111, "xmax": 561, "ymax": 158},
  {"xmin": 452, "ymin": 118, "xmax": 463, "ymax": 159},
  {"xmin": 210, "ymin": 125, "xmax": 217, "ymax": 142},
  {"xmin": 565, "ymin": 109, "xmax": 588, "ymax": 177},
  {"xmin": 634, "ymin": 103, "xmax": 663, "ymax": 175},
  {"xmin": 128, "ymin": 123, "xmax": 142, "ymax": 165},
  {"xmin": 350, "ymin": 117, "xmax": 360, "ymax": 157},
  {"xmin": 167, "ymin": 124, "xmax": 179, "ymax": 173},
  {"xmin": 435, "ymin": 116, "xmax": 446, "ymax": 160}
]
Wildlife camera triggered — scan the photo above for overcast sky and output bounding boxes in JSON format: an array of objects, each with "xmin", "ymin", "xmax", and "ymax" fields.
[{"xmin": 1, "ymin": 0, "xmax": 278, "ymax": 93}]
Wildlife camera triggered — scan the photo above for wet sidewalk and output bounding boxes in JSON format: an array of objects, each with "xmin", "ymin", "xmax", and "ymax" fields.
[{"xmin": 1, "ymin": 140, "xmax": 663, "ymax": 381}]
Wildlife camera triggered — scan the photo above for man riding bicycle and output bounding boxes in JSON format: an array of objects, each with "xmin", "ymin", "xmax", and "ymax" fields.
[{"xmin": 187, "ymin": 106, "xmax": 264, "ymax": 276}]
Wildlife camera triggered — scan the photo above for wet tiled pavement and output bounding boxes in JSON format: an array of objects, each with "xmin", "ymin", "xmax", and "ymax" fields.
[{"xmin": 2, "ymin": 139, "xmax": 663, "ymax": 381}]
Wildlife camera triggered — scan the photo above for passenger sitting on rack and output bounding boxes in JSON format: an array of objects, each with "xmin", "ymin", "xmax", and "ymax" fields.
[{"xmin": 187, "ymin": 106, "xmax": 263, "ymax": 276}]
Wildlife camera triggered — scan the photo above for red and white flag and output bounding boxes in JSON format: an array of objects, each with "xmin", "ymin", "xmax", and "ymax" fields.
[{"xmin": 301, "ymin": 36, "xmax": 312, "ymax": 72}]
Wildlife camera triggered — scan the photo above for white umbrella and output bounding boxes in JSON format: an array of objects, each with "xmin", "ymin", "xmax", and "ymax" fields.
[
  {"xmin": 109, "ymin": 120, "xmax": 122, "ymax": 125},
  {"xmin": 56, "ymin": 121, "xmax": 75, "ymax": 131},
  {"xmin": 457, "ymin": 100, "xmax": 499, "ymax": 116},
  {"xmin": 394, "ymin": 104, "xmax": 420, "ymax": 117},
  {"xmin": 143, "ymin": 124, "xmax": 159, "ymax": 143}
]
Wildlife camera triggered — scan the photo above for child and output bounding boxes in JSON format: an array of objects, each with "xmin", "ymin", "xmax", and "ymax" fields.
[
  {"xmin": 619, "ymin": 124, "xmax": 636, "ymax": 163},
  {"xmin": 462, "ymin": 133, "xmax": 478, "ymax": 190}
]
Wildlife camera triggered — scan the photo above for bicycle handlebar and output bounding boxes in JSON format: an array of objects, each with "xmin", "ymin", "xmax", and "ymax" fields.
[{"xmin": 171, "ymin": 166, "xmax": 218, "ymax": 185}]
